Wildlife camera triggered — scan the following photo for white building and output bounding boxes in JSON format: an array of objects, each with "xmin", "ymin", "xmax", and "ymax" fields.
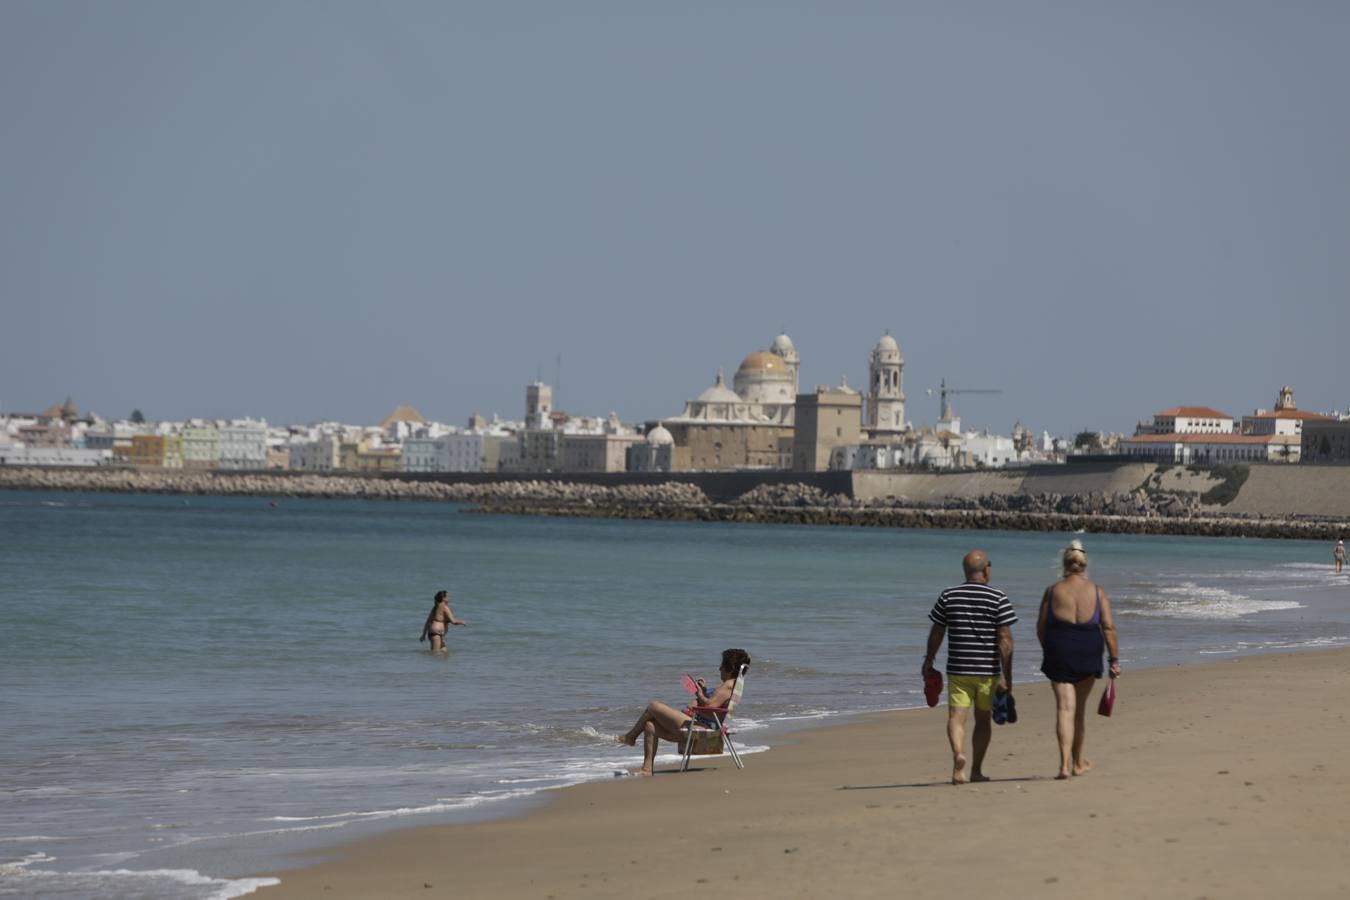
[
  {"xmin": 82, "ymin": 421, "xmax": 141, "ymax": 451},
  {"xmin": 1241, "ymin": 386, "xmax": 1333, "ymax": 437},
  {"xmin": 1141, "ymin": 406, "xmax": 1234, "ymax": 435},
  {"xmin": 959, "ymin": 430, "xmax": 1023, "ymax": 469},
  {"xmin": 0, "ymin": 446, "xmax": 112, "ymax": 466},
  {"xmin": 1118, "ymin": 432, "xmax": 1301, "ymax": 464},
  {"xmin": 291, "ymin": 434, "xmax": 342, "ymax": 471},
  {"xmin": 560, "ymin": 431, "xmax": 645, "ymax": 472},
  {"xmin": 495, "ymin": 436, "xmax": 521, "ymax": 472},
  {"xmin": 401, "ymin": 435, "xmax": 450, "ymax": 472},
  {"xmin": 218, "ymin": 419, "xmax": 268, "ymax": 470},
  {"xmin": 181, "ymin": 422, "xmax": 220, "ymax": 469},
  {"xmin": 628, "ymin": 424, "xmax": 676, "ymax": 472},
  {"xmin": 403, "ymin": 431, "xmax": 488, "ymax": 473}
]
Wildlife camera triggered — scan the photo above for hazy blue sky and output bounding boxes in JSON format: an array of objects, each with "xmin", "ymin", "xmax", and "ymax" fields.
[{"xmin": 3, "ymin": 2, "xmax": 1346, "ymax": 435}]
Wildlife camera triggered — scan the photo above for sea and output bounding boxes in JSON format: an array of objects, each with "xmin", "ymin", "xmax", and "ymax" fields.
[{"xmin": 3, "ymin": 490, "xmax": 1348, "ymax": 899}]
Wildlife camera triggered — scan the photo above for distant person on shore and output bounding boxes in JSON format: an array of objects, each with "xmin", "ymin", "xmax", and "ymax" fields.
[
  {"xmin": 1335, "ymin": 539, "xmax": 1346, "ymax": 574},
  {"xmin": 419, "ymin": 590, "xmax": 467, "ymax": 651},
  {"xmin": 616, "ymin": 648, "xmax": 751, "ymax": 776},
  {"xmin": 921, "ymin": 550, "xmax": 1016, "ymax": 785},
  {"xmin": 1037, "ymin": 540, "xmax": 1120, "ymax": 780}
]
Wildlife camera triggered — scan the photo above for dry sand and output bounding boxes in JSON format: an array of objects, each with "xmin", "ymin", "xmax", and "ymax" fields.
[{"xmin": 258, "ymin": 648, "xmax": 1350, "ymax": 899}]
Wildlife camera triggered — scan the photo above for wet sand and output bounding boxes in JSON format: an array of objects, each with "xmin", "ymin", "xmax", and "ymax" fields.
[{"xmin": 258, "ymin": 648, "xmax": 1350, "ymax": 899}]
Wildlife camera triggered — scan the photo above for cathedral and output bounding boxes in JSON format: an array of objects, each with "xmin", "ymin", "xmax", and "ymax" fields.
[
  {"xmin": 639, "ymin": 330, "xmax": 922, "ymax": 472},
  {"xmin": 653, "ymin": 334, "xmax": 800, "ymax": 470}
]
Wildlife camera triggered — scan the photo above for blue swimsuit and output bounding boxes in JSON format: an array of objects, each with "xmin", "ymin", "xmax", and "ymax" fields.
[{"xmin": 1040, "ymin": 588, "xmax": 1105, "ymax": 683}]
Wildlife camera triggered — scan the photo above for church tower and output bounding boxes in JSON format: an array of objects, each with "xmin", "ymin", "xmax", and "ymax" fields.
[
  {"xmin": 770, "ymin": 333, "xmax": 800, "ymax": 396},
  {"xmin": 865, "ymin": 332, "xmax": 906, "ymax": 437}
]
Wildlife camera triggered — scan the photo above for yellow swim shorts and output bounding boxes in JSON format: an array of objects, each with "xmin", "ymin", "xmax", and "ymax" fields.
[{"xmin": 947, "ymin": 674, "xmax": 997, "ymax": 711}]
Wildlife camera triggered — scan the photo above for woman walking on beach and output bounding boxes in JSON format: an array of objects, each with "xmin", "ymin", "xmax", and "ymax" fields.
[
  {"xmin": 1335, "ymin": 539, "xmax": 1345, "ymax": 574},
  {"xmin": 420, "ymin": 590, "xmax": 467, "ymax": 651},
  {"xmin": 1037, "ymin": 540, "xmax": 1119, "ymax": 780}
]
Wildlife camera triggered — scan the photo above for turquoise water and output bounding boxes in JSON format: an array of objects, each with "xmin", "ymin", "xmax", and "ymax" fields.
[{"xmin": 2, "ymin": 491, "xmax": 1348, "ymax": 898}]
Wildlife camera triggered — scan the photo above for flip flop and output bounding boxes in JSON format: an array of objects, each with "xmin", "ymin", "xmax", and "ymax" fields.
[
  {"xmin": 1005, "ymin": 691, "xmax": 1018, "ymax": 724},
  {"xmin": 923, "ymin": 669, "xmax": 943, "ymax": 707},
  {"xmin": 992, "ymin": 689, "xmax": 1009, "ymax": 725}
]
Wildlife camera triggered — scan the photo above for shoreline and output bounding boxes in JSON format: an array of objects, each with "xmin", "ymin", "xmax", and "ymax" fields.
[
  {"xmin": 255, "ymin": 646, "xmax": 1350, "ymax": 899},
  {"xmin": 4, "ymin": 466, "xmax": 1349, "ymax": 540}
]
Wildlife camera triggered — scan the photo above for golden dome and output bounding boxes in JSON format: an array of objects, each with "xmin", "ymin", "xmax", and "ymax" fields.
[{"xmin": 736, "ymin": 351, "xmax": 788, "ymax": 375}]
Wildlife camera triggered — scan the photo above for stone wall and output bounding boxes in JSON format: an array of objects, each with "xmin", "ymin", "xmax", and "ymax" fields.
[
  {"xmin": 5, "ymin": 461, "xmax": 1350, "ymax": 540},
  {"xmin": 852, "ymin": 470, "xmax": 1024, "ymax": 503},
  {"xmin": 1218, "ymin": 465, "xmax": 1350, "ymax": 518}
]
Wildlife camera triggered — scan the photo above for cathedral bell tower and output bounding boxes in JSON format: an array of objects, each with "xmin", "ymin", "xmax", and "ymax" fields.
[
  {"xmin": 865, "ymin": 332, "xmax": 906, "ymax": 437},
  {"xmin": 770, "ymin": 333, "xmax": 800, "ymax": 396}
]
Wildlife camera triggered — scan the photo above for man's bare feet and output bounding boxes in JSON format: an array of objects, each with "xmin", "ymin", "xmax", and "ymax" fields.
[
  {"xmin": 628, "ymin": 767, "xmax": 654, "ymax": 777},
  {"xmin": 1072, "ymin": 759, "xmax": 1093, "ymax": 776},
  {"xmin": 1054, "ymin": 769, "xmax": 1070, "ymax": 780},
  {"xmin": 615, "ymin": 734, "xmax": 637, "ymax": 747},
  {"xmin": 952, "ymin": 753, "xmax": 968, "ymax": 785},
  {"xmin": 970, "ymin": 772, "xmax": 991, "ymax": 783}
]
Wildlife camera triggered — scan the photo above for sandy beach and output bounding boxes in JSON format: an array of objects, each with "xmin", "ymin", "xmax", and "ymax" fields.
[{"xmin": 256, "ymin": 647, "xmax": 1350, "ymax": 899}]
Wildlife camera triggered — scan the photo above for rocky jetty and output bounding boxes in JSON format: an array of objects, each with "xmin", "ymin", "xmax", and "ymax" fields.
[
  {"xmin": 0, "ymin": 466, "xmax": 710, "ymax": 506},
  {"xmin": 2, "ymin": 467, "xmax": 1346, "ymax": 540}
]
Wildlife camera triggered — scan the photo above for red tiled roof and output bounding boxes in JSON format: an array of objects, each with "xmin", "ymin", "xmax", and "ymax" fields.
[
  {"xmin": 1122, "ymin": 433, "xmax": 1298, "ymax": 445},
  {"xmin": 1154, "ymin": 406, "xmax": 1232, "ymax": 419}
]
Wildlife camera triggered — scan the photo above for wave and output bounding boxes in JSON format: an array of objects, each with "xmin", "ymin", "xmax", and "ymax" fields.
[
  {"xmin": 764, "ymin": 709, "xmax": 842, "ymax": 723},
  {"xmin": 1199, "ymin": 635, "xmax": 1350, "ymax": 654},
  {"xmin": 1118, "ymin": 582, "xmax": 1302, "ymax": 619},
  {"xmin": 0, "ymin": 856, "xmax": 278, "ymax": 900}
]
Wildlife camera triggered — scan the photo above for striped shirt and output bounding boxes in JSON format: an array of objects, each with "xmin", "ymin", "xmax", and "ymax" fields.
[{"xmin": 928, "ymin": 582, "xmax": 1017, "ymax": 677}]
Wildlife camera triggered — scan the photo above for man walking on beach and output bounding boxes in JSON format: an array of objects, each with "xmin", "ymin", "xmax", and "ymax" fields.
[{"xmin": 921, "ymin": 550, "xmax": 1016, "ymax": 785}]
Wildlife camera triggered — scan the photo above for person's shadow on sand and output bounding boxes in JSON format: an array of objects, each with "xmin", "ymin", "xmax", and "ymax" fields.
[{"xmin": 837, "ymin": 775, "xmax": 1051, "ymax": 790}]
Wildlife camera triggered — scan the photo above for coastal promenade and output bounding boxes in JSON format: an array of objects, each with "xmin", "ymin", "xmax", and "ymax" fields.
[{"xmin": 3, "ymin": 463, "xmax": 1348, "ymax": 540}]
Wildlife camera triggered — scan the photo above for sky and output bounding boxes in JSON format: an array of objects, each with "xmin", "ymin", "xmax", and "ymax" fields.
[{"xmin": 3, "ymin": 1, "xmax": 1347, "ymax": 436}]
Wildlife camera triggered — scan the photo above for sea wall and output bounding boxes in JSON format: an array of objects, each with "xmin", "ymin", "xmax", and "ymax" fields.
[
  {"xmin": 4, "ymin": 462, "xmax": 1350, "ymax": 540},
  {"xmin": 1217, "ymin": 464, "xmax": 1350, "ymax": 519},
  {"xmin": 475, "ymin": 502, "xmax": 1350, "ymax": 541},
  {"xmin": 852, "ymin": 462, "xmax": 1166, "ymax": 504}
]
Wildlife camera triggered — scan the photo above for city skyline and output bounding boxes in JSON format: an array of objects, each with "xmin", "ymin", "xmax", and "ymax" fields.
[{"xmin": 4, "ymin": 3, "xmax": 1347, "ymax": 434}]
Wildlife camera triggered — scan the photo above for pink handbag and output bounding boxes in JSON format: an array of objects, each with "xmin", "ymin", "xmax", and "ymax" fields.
[{"xmin": 1097, "ymin": 679, "xmax": 1116, "ymax": 717}]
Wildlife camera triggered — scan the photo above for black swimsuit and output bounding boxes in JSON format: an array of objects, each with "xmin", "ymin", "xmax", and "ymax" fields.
[{"xmin": 1041, "ymin": 588, "xmax": 1105, "ymax": 684}]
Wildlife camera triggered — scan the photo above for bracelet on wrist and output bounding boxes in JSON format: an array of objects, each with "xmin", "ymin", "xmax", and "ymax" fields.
[{"xmin": 1109, "ymin": 657, "xmax": 1119, "ymax": 664}]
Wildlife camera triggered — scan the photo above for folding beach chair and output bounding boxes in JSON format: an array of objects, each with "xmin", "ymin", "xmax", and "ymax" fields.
[{"xmin": 678, "ymin": 664, "xmax": 748, "ymax": 772}]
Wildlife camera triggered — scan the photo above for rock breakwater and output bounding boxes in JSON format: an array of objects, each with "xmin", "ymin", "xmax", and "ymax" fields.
[
  {"xmin": 0, "ymin": 467, "xmax": 711, "ymax": 506},
  {"xmin": 3, "ymin": 467, "xmax": 1346, "ymax": 540}
]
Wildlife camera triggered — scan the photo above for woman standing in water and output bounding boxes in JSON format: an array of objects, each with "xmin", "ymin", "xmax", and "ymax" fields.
[
  {"xmin": 1037, "ymin": 540, "xmax": 1119, "ymax": 780},
  {"xmin": 420, "ymin": 590, "xmax": 467, "ymax": 651}
]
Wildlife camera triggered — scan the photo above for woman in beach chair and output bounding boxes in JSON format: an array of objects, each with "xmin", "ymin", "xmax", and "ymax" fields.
[{"xmin": 616, "ymin": 648, "xmax": 750, "ymax": 776}]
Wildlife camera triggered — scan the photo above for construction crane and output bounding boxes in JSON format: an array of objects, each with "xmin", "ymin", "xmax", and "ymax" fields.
[{"xmin": 927, "ymin": 378, "xmax": 1002, "ymax": 424}]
